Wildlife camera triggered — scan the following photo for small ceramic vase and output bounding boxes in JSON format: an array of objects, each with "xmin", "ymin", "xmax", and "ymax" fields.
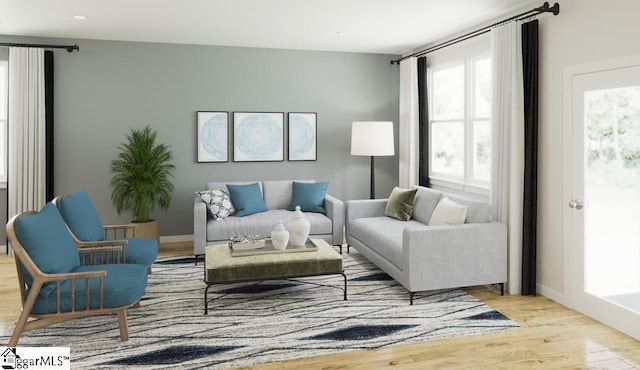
[
  {"xmin": 271, "ymin": 222, "xmax": 289, "ymax": 250},
  {"xmin": 288, "ymin": 206, "xmax": 311, "ymax": 247}
]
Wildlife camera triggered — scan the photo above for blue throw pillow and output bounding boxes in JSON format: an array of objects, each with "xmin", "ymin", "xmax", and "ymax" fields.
[
  {"xmin": 57, "ymin": 188, "xmax": 105, "ymax": 241},
  {"xmin": 290, "ymin": 181, "xmax": 328, "ymax": 213},
  {"xmin": 226, "ymin": 183, "xmax": 268, "ymax": 217}
]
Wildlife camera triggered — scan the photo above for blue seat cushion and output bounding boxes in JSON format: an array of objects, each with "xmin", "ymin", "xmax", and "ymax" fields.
[
  {"xmin": 30, "ymin": 264, "xmax": 148, "ymax": 314},
  {"xmin": 57, "ymin": 188, "xmax": 105, "ymax": 241},
  {"xmin": 290, "ymin": 181, "xmax": 328, "ymax": 213},
  {"xmin": 227, "ymin": 183, "xmax": 268, "ymax": 217},
  {"xmin": 123, "ymin": 238, "xmax": 159, "ymax": 265},
  {"xmin": 15, "ymin": 203, "xmax": 81, "ymax": 297}
]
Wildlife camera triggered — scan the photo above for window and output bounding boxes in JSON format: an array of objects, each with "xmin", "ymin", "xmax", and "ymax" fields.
[
  {"xmin": 429, "ymin": 54, "xmax": 491, "ymax": 195},
  {"xmin": 0, "ymin": 60, "xmax": 7, "ymax": 187}
]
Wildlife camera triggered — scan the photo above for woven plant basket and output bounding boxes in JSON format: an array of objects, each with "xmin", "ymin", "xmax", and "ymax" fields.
[{"xmin": 128, "ymin": 220, "xmax": 159, "ymax": 242}]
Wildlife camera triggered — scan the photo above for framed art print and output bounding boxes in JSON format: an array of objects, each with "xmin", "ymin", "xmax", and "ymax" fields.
[
  {"xmin": 233, "ymin": 112, "xmax": 284, "ymax": 162},
  {"xmin": 288, "ymin": 112, "xmax": 317, "ymax": 161},
  {"xmin": 197, "ymin": 111, "xmax": 229, "ymax": 162}
]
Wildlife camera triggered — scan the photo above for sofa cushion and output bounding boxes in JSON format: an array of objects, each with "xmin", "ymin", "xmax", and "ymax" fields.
[
  {"xmin": 349, "ymin": 216, "xmax": 424, "ymax": 268},
  {"xmin": 207, "ymin": 181, "xmax": 263, "ymax": 194},
  {"xmin": 227, "ymin": 183, "xmax": 269, "ymax": 217},
  {"xmin": 57, "ymin": 188, "xmax": 105, "ymax": 241},
  {"xmin": 429, "ymin": 197, "xmax": 467, "ymax": 225},
  {"xmin": 263, "ymin": 180, "xmax": 314, "ymax": 210},
  {"xmin": 206, "ymin": 209, "xmax": 332, "ymax": 242},
  {"xmin": 411, "ymin": 186, "xmax": 443, "ymax": 224},
  {"xmin": 446, "ymin": 194, "xmax": 492, "ymax": 223},
  {"xmin": 196, "ymin": 189, "xmax": 235, "ymax": 220},
  {"xmin": 384, "ymin": 187, "xmax": 417, "ymax": 221},
  {"xmin": 290, "ymin": 181, "xmax": 328, "ymax": 213}
]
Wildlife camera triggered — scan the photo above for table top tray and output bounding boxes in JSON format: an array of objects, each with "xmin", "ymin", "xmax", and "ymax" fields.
[{"xmin": 230, "ymin": 238, "xmax": 318, "ymax": 257}]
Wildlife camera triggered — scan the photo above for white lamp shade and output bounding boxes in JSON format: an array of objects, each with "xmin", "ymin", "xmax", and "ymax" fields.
[{"xmin": 350, "ymin": 121, "xmax": 395, "ymax": 156}]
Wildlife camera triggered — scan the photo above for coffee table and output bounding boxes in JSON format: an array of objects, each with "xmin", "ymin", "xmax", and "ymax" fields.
[{"xmin": 203, "ymin": 238, "xmax": 346, "ymax": 314}]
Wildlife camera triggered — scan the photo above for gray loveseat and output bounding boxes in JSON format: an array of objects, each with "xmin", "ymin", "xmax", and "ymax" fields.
[
  {"xmin": 194, "ymin": 180, "xmax": 344, "ymax": 259},
  {"xmin": 346, "ymin": 185, "xmax": 507, "ymax": 304}
]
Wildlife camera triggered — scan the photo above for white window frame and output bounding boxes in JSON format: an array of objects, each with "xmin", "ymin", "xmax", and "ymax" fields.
[
  {"xmin": 0, "ymin": 60, "xmax": 7, "ymax": 189},
  {"xmin": 427, "ymin": 53, "xmax": 491, "ymax": 199}
]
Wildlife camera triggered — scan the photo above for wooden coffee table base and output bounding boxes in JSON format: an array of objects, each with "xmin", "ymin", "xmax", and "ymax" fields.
[{"xmin": 203, "ymin": 239, "xmax": 347, "ymax": 315}]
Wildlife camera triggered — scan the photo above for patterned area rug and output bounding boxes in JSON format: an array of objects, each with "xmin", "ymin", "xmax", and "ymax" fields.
[{"xmin": 3, "ymin": 250, "xmax": 518, "ymax": 369}]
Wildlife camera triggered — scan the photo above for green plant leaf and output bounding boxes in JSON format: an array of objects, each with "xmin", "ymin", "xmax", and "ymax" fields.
[{"xmin": 109, "ymin": 125, "xmax": 175, "ymax": 222}]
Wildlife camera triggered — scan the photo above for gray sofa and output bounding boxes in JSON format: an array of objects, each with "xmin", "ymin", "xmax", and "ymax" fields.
[
  {"xmin": 345, "ymin": 185, "xmax": 507, "ymax": 304},
  {"xmin": 194, "ymin": 180, "xmax": 344, "ymax": 259}
]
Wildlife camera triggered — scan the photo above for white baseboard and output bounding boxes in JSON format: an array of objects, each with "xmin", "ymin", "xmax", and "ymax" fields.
[
  {"xmin": 159, "ymin": 235, "xmax": 193, "ymax": 243},
  {"xmin": 536, "ymin": 283, "xmax": 568, "ymax": 307}
]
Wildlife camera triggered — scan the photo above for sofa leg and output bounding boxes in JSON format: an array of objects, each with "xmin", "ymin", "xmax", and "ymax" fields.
[
  {"xmin": 409, "ymin": 292, "xmax": 415, "ymax": 305},
  {"xmin": 347, "ymin": 244, "xmax": 350, "ymax": 254},
  {"xmin": 500, "ymin": 283, "xmax": 505, "ymax": 296}
]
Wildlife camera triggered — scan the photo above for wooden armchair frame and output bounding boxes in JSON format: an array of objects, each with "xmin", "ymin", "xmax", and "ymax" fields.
[{"xmin": 6, "ymin": 212, "xmax": 139, "ymax": 347}]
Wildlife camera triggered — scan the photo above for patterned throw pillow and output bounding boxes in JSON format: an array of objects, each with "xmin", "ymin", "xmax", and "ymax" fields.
[{"xmin": 196, "ymin": 189, "xmax": 235, "ymax": 220}]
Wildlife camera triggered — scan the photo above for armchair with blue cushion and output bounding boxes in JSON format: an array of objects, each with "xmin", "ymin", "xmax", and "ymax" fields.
[
  {"xmin": 5, "ymin": 202, "xmax": 149, "ymax": 346},
  {"xmin": 53, "ymin": 188, "xmax": 158, "ymax": 271}
]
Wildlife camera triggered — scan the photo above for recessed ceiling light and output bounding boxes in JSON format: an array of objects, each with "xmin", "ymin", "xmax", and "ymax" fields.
[{"xmin": 72, "ymin": 15, "xmax": 87, "ymax": 20}]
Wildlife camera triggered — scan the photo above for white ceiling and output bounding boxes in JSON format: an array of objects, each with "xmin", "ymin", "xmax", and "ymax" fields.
[{"xmin": 0, "ymin": 0, "xmax": 540, "ymax": 55}]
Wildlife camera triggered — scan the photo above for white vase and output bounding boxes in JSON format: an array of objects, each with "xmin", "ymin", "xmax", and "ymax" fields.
[
  {"xmin": 288, "ymin": 206, "xmax": 311, "ymax": 247},
  {"xmin": 271, "ymin": 222, "xmax": 289, "ymax": 250}
]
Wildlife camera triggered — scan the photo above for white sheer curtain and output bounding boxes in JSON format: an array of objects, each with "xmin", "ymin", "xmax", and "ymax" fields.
[
  {"xmin": 490, "ymin": 23, "xmax": 524, "ymax": 295},
  {"xmin": 8, "ymin": 47, "xmax": 47, "ymax": 225},
  {"xmin": 398, "ymin": 57, "xmax": 419, "ymax": 188}
]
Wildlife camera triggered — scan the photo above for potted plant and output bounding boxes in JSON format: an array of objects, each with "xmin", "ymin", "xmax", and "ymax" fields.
[{"xmin": 110, "ymin": 125, "xmax": 175, "ymax": 241}]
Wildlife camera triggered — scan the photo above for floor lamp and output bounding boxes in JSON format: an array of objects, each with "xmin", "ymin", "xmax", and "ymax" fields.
[{"xmin": 350, "ymin": 121, "xmax": 395, "ymax": 199}]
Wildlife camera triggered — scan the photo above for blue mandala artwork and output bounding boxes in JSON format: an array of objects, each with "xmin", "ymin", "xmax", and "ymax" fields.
[
  {"xmin": 235, "ymin": 114, "xmax": 283, "ymax": 160},
  {"xmin": 199, "ymin": 113, "xmax": 227, "ymax": 161},
  {"xmin": 289, "ymin": 114, "xmax": 315, "ymax": 160}
]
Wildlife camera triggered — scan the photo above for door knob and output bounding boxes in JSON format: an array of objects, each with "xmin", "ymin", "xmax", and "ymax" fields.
[{"xmin": 569, "ymin": 199, "xmax": 584, "ymax": 209}]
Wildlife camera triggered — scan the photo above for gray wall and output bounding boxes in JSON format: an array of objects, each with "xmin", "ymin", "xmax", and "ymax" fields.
[{"xmin": 0, "ymin": 36, "xmax": 400, "ymax": 238}]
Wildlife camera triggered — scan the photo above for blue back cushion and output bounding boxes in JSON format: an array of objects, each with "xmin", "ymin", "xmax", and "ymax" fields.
[
  {"xmin": 15, "ymin": 203, "xmax": 81, "ymax": 297},
  {"xmin": 290, "ymin": 181, "xmax": 328, "ymax": 213},
  {"xmin": 57, "ymin": 188, "xmax": 105, "ymax": 241},
  {"xmin": 226, "ymin": 183, "xmax": 268, "ymax": 217}
]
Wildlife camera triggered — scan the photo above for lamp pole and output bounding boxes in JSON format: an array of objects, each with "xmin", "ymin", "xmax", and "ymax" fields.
[{"xmin": 370, "ymin": 155, "xmax": 375, "ymax": 199}]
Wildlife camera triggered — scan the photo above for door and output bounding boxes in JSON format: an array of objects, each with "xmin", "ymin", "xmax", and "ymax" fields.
[{"xmin": 567, "ymin": 58, "xmax": 640, "ymax": 339}]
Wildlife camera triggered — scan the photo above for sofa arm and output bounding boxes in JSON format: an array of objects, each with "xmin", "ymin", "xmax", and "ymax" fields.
[
  {"xmin": 345, "ymin": 199, "xmax": 388, "ymax": 245},
  {"xmin": 324, "ymin": 194, "xmax": 344, "ymax": 245},
  {"xmin": 345, "ymin": 199, "xmax": 387, "ymax": 222},
  {"xmin": 402, "ymin": 222, "xmax": 507, "ymax": 290},
  {"xmin": 194, "ymin": 196, "xmax": 208, "ymax": 256}
]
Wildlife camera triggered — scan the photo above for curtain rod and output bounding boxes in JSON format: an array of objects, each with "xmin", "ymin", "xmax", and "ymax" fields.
[
  {"xmin": 390, "ymin": 1, "xmax": 559, "ymax": 65},
  {"xmin": 0, "ymin": 42, "xmax": 79, "ymax": 52}
]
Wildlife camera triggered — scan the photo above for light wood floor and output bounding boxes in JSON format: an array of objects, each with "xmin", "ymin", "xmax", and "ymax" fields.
[{"xmin": 1, "ymin": 243, "xmax": 639, "ymax": 369}]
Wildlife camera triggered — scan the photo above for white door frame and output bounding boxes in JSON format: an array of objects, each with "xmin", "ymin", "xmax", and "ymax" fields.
[{"xmin": 562, "ymin": 53, "xmax": 640, "ymax": 339}]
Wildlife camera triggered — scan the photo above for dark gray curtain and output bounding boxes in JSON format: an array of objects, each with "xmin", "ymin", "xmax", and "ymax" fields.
[
  {"xmin": 45, "ymin": 50, "xmax": 54, "ymax": 201},
  {"xmin": 417, "ymin": 56, "xmax": 430, "ymax": 187},
  {"xmin": 521, "ymin": 19, "xmax": 539, "ymax": 296}
]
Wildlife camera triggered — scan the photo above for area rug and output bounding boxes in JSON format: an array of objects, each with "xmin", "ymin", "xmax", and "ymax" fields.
[{"xmin": 3, "ymin": 250, "xmax": 518, "ymax": 369}]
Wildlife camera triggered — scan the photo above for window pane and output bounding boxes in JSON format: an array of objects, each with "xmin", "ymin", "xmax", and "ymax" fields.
[
  {"xmin": 0, "ymin": 121, "xmax": 4, "ymax": 179},
  {"xmin": 433, "ymin": 64, "xmax": 464, "ymax": 120},
  {"xmin": 473, "ymin": 120, "xmax": 491, "ymax": 181},
  {"xmin": 0, "ymin": 63, "xmax": 6, "ymax": 119},
  {"xmin": 474, "ymin": 58, "xmax": 491, "ymax": 118},
  {"xmin": 431, "ymin": 121, "xmax": 464, "ymax": 177}
]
